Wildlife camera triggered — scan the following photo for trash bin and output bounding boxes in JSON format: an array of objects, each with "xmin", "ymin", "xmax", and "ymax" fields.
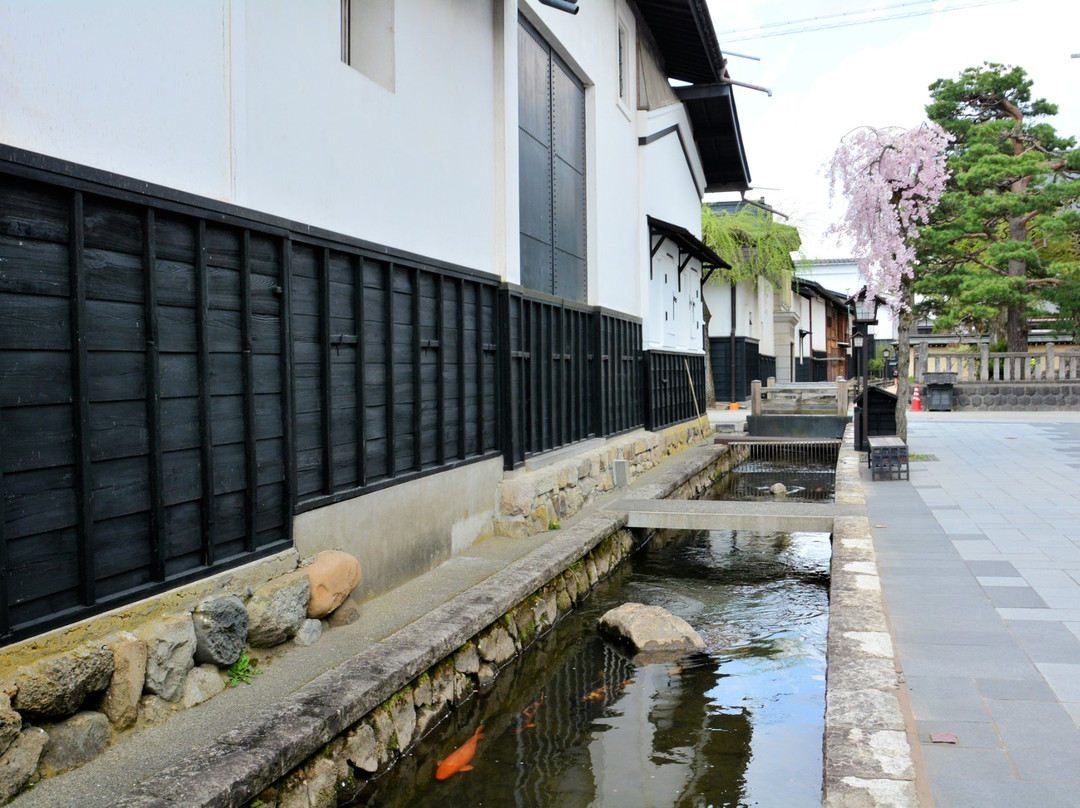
[{"xmin": 924, "ymin": 372, "xmax": 957, "ymax": 411}]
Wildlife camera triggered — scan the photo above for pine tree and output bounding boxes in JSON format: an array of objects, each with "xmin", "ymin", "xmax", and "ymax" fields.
[{"xmin": 919, "ymin": 63, "xmax": 1080, "ymax": 351}]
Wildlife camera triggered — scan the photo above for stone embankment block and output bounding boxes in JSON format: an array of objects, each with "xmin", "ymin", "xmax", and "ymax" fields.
[
  {"xmin": 823, "ymin": 429, "xmax": 918, "ymax": 808},
  {"xmin": 494, "ymin": 418, "xmax": 711, "ymax": 538}
]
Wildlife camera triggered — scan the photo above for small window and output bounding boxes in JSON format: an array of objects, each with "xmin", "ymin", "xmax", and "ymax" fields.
[
  {"xmin": 617, "ymin": 20, "xmax": 629, "ymax": 104},
  {"xmin": 341, "ymin": 0, "xmax": 396, "ymax": 92}
]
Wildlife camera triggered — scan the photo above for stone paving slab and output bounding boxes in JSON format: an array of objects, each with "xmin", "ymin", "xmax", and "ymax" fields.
[{"xmin": 866, "ymin": 411, "xmax": 1080, "ymax": 807}]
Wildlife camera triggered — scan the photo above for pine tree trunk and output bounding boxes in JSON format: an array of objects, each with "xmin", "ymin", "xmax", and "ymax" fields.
[{"xmin": 1006, "ymin": 217, "xmax": 1029, "ymax": 352}]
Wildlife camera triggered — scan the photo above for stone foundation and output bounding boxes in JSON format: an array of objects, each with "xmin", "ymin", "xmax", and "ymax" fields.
[
  {"xmin": 494, "ymin": 417, "xmax": 712, "ymax": 538},
  {"xmin": 952, "ymin": 382, "xmax": 1080, "ymax": 410}
]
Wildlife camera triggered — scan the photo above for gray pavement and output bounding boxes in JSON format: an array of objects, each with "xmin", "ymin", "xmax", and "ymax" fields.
[{"xmin": 865, "ymin": 410, "xmax": 1080, "ymax": 807}]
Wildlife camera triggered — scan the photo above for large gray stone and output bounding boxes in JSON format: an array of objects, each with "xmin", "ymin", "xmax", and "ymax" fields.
[
  {"xmin": 345, "ymin": 723, "xmax": 379, "ymax": 773},
  {"xmin": 292, "ymin": 618, "xmax": 323, "ymax": 647},
  {"xmin": 0, "ymin": 693, "xmax": 22, "ymax": 757},
  {"xmin": 477, "ymin": 625, "xmax": 516, "ymax": 665},
  {"xmin": 246, "ymin": 571, "xmax": 310, "ymax": 647},
  {"xmin": 39, "ymin": 711, "xmax": 112, "ymax": 776},
  {"xmin": 181, "ymin": 664, "xmax": 227, "ymax": 709},
  {"xmin": 0, "ymin": 727, "xmax": 48, "ymax": 803},
  {"xmin": 143, "ymin": 615, "xmax": 197, "ymax": 702},
  {"xmin": 192, "ymin": 595, "xmax": 248, "ymax": 666},
  {"xmin": 278, "ymin": 754, "xmax": 346, "ymax": 808},
  {"xmin": 12, "ymin": 644, "xmax": 114, "ymax": 720},
  {"xmin": 599, "ymin": 602, "xmax": 706, "ymax": 659},
  {"xmin": 101, "ymin": 634, "xmax": 147, "ymax": 730}
]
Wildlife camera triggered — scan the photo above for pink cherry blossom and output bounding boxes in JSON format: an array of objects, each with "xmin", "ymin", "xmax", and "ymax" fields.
[{"xmin": 826, "ymin": 123, "xmax": 952, "ymax": 310}]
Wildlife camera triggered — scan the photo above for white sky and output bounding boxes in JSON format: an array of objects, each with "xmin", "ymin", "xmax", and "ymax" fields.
[{"xmin": 704, "ymin": 0, "xmax": 1080, "ymax": 260}]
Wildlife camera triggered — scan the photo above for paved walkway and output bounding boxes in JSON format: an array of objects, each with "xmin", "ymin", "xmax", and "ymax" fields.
[{"xmin": 865, "ymin": 411, "xmax": 1080, "ymax": 807}]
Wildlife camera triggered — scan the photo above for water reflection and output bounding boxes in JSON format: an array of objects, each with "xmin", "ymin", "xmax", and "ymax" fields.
[{"xmin": 347, "ymin": 525, "xmax": 828, "ymax": 808}]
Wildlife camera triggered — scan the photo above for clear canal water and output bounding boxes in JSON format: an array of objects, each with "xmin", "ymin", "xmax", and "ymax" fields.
[{"xmin": 347, "ymin": 464, "xmax": 831, "ymax": 808}]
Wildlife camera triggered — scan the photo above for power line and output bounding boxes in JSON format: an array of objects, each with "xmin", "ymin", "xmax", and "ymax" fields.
[
  {"xmin": 717, "ymin": 0, "xmax": 1018, "ymax": 43},
  {"xmin": 716, "ymin": 0, "xmax": 946, "ymax": 36}
]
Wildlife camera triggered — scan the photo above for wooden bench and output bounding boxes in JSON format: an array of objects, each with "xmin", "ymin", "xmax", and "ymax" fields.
[{"xmin": 867, "ymin": 436, "xmax": 909, "ymax": 481}]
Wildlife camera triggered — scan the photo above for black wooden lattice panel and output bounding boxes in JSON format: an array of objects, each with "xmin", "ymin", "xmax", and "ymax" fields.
[
  {"xmin": 644, "ymin": 350, "xmax": 707, "ymax": 432},
  {"xmin": 0, "ymin": 168, "xmax": 292, "ymax": 643}
]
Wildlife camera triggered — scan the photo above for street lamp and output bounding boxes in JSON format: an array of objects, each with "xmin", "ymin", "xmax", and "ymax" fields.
[
  {"xmin": 882, "ymin": 348, "xmax": 891, "ymax": 380},
  {"xmin": 846, "ymin": 289, "xmax": 881, "ymax": 452}
]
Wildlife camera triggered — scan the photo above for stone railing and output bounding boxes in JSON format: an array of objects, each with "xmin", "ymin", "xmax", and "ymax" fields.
[{"xmin": 917, "ymin": 343, "xmax": 1080, "ymax": 383}]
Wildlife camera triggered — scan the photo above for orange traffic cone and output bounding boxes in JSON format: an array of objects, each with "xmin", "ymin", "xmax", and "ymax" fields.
[{"xmin": 911, "ymin": 384, "xmax": 922, "ymax": 412}]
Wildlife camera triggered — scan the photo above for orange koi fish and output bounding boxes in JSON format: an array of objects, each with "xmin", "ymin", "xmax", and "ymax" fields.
[
  {"xmin": 582, "ymin": 685, "xmax": 608, "ymax": 702},
  {"xmin": 435, "ymin": 725, "xmax": 484, "ymax": 781}
]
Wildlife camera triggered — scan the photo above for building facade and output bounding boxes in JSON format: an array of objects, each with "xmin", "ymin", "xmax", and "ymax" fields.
[{"xmin": 0, "ymin": 1, "xmax": 750, "ymax": 644}]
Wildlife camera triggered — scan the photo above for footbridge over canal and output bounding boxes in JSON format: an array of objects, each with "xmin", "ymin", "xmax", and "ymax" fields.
[{"xmin": 610, "ymin": 496, "xmax": 863, "ymax": 533}]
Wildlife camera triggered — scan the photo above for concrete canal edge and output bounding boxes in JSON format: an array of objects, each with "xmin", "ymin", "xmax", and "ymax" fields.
[
  {"xmin": 823, "ymin": 424, "xmax": 921, "ymax": 808},
  {"xmin": 104, "ymin": 425, "xmax": 921, "ymax": 808}
]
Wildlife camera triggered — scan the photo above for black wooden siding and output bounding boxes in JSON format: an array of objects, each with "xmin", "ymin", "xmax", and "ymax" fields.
[
  {"xmin": 1, "ymin": 147, "xmax": 701, "ymax": 646},
  {"xmin": 644, "ymin": 351, "xmax": 707, "ymax": 431},
  {"xmin": 710, "ymin": 336, "xmax": 760, "ymax": 402},
  {"xmin": 498, "ymin": 291, "xmax": 645, "ymax": 470},
  {"xmin": 290, "ymin": 246, "xmax": 500, "ymax": 511},
  {"xmin": 0, "ymin": 172, "xmax": 292, "ymax": 641}
]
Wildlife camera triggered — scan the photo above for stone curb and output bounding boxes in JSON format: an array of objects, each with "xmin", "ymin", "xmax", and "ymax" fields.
[{"xmin": 823, "ymin": 424, "xmax": 919, "ymax": 808}]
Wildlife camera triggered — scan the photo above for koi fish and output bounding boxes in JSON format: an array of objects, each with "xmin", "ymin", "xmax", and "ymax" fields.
[
  {"xmin": 435, "ymin": 725, "xmax": 483, "ymax": 781},
  {"xmin": 582, "ymin": 685, "xmax": 608, "ymax": 702},
  {"xmin": 512, "ymin": 694, "xmax": 545, "ymax": 733}
]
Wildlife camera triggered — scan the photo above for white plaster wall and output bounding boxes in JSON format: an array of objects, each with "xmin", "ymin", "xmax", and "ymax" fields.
[
  {"xmin": 0, "ymin": 1, "xmax": 499, "ymax": 274},
  {"xmin": 0, "ymin": 1, "xmax": 232, "ymax": 196},
  {"xmin": 240, "ymin": 1, "xmax": 497, "ymax": 273},
  {"xmin": 799, "ymin": 262, "xmax": 897, "ymax": 340},
  {"xmin": 640, "ymin": 103, "xmax": 707, "ymax": 351}
]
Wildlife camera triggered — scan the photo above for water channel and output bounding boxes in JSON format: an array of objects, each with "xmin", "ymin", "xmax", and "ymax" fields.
[{"xmin": 347, "ymin": 459, "xmax": 833, "ymax": 808}]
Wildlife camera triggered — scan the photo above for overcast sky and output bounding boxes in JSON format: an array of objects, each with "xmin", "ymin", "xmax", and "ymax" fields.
[{"xmin": 704, "ymin": 0, "xmax": 1080, "ymax": 260}]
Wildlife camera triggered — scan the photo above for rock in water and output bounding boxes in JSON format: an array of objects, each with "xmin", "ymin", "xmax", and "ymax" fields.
[{"xmin": 599, "ymin": 602, "xmax": 705, "ymax": 662}]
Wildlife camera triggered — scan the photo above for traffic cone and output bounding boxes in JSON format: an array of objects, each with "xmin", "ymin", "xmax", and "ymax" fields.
[{"xmin": 911, "ymin": 384, "xmax": 922, "ymax": 412}]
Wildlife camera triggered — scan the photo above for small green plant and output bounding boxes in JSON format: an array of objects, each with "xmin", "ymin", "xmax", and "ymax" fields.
[
  {"xmin": 228, "ymin": 650, "xmax": 262, "ymax": 687},
  {"xmin": 548, "ymin": 520, "xmax": 561, "ymax": 530}
]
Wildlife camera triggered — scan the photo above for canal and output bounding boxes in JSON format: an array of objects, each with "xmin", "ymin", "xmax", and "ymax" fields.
[{"xmin": 347, "ymin": 459, "xmax": 832, "ymax": 807}]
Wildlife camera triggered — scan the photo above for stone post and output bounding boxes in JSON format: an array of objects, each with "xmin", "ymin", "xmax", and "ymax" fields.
[
  {"xmin": 766, "ymin": 376, "xmax": 775, "ymax": 388},
  {"xmin": 836, "ymin": 378, "xmax": 848, "ymax": 415},
  {"xmin": 1046, "ymin": 342, "xmax": 1056, "ymax": 381},
  {"xmin": 750, "ymin": 380, "xmax": 762, "ymax": 417},
  {"xmin": 916, "ymin": 342, "xmax": 928, "ymax": 384},
  {"xmin": 980, "ymin": 342, "xmax": 989, "ymax": 381}
]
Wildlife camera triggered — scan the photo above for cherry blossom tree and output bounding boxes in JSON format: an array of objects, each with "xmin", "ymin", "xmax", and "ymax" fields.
[{"xmin": 826, "ymin": 122, "xmax": 951, "ymax": 440}]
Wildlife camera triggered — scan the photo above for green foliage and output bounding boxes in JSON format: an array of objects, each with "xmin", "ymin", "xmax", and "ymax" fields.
[
  {"xmin": 227, "ymin": 650, "xmax": 262, "ymax": 687},
  {"xmin": 701, "ymin": 203, "xmax": 802, "ymax": 289},
  {"xmin": 548, "ymin": 520, "xmax": 560, "ymax": 530},
  {"xmin": 918, "ymin": 62, "xmax": 1080, "ymax": 349}
]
